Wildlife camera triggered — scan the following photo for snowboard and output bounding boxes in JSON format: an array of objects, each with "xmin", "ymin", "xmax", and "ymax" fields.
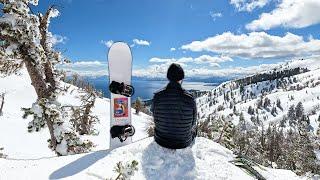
[{"xmin": 108, "ymin": 42, "xmax": 134, "ymax": 149}]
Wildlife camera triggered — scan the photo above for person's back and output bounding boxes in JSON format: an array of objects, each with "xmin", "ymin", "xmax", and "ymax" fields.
[{"xmin": 151, "ymin": 63, "xmax": 197, "ymax": 149}]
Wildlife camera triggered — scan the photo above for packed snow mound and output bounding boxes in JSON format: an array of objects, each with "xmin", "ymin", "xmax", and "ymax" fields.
[
  {"xmin": 0, "ymin": 68, "xmax": 150, "ymax": 158},
  {"xmin": 0, "ymin": 137, "xmax": 301, "ymax": 180}
]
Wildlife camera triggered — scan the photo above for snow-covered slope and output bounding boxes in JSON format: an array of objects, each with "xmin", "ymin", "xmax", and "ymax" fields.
[
  {"xmin": 196, "ymin": 58, "xmax": 320, "ymax": 132},
  {"xmin": 0, "ymin": 68, "xmax": 151, "ymax": 158},
  {"xmin": 0, "ymin": 137, "xmax": 301, "ymax": 180},
  {"xmin": 0, "ymin": 67, "xmax": 306, "ymax": 179}
]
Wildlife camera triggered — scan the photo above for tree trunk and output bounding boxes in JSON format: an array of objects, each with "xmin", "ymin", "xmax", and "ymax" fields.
[
  {"xmin": 22, "ymin": 46, "xmax": 57, "ymax": 149},
  {"xmin": 38, "ymin": 7, "xmax": 57, "ymax": 92},
  {"xmin": 217, "ymin": 122, "xmax": 228, "ymax": 144},
  {"xmin": 0, "ymin": 93, "xmax": 4, "ymax": 116},
  {"xmin": 80, "ymin": 93, "xmax": 95, "ymax": 135}
]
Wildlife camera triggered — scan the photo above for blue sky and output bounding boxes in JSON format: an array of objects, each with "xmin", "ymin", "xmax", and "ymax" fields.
[{"xmin": 35, "ymin": 0, "xmax": 320, "ymax": 79}]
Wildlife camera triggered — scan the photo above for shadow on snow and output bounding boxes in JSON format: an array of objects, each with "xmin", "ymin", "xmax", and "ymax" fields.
[{"xmin": 49, "ymin": 150, "xmax": 110, "ymax": 179}]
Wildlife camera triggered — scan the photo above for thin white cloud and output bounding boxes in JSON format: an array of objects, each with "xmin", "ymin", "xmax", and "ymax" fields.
[
  {"xmin": 230, "ymin": 0, "xmax": 269, "ymax": 12},
  {"xmin": 246, "ymin": 0, "xmax": 320, "ymax": 31},
  {"xmin": 181, "ymin": 31, "xmax": 320, "ymax": 59},
  {"xmin": 210, "ymin": 12, "xmax": 222, "ymax": 21},
  {"xmin": 57, "ymin": 61, "xmax": 108, "ymax": 76},
  {"xmin": 149, "ymin": 57, "xmax": 175, "ymax": 63},
  {"xmin": 149, "ymin": 57, "xmax": 193, "ymax": 66},
  {"xmin": 132, "ymin": 39, "xmax": 151, "ymax": 46},
  {"xmin": 170, "ymin": 47, "xmax": 176, "ymax": 51},
  {"xmin": 149, "ymin": 55, "xmax": 232, "ymax": 68},
  {"xmin": 194, "ymin": 55, "xmax": 233, "ymax": 66},
  {"xmin": 101, "ymin": 40, "xmax": 114, "ymax": 48}
]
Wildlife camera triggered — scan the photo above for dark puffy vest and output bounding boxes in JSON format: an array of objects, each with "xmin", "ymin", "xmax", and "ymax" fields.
[{"xmin": 151, "ymin": 81, "xmax": 197, "ymax": 149}]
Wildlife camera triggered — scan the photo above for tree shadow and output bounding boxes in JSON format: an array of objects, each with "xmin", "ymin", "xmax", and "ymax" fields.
[
  {"xmin": 49, "ymin": 150, "xmax": 110, "ymax": 179},
  {"xmin": 141, "ymin": 141, "xmax": 196, "ymax": 180}
]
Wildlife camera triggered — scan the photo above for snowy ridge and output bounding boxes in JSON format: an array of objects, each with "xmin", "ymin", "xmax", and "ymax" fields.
[{"xmin": 196, "ymin": 58, "xmax": 320, "ymax": 131}]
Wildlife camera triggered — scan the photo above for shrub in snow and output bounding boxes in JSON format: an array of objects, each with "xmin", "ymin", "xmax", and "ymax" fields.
[
  {"xmin": 134, "ymin": 97, "xmax": 143, "ymax": 115},
  {"xmin": 145, "ymin": 118, "xmax": 155, "ymax": 137},
  {"xmin": 0, "ymin": 147, "xmax": 7, "ymax": 158},
  {"xmin": 111, "ymin": 160, "xmax": 139, "ymax": 180},
  {"xmin": 71, "ymin": 91, "xmax": 99, "ymax": 135}
]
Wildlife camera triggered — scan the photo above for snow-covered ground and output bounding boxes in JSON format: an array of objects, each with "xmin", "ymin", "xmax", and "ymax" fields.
[
  {"xmin": 0, "ymin": 137, "xmax": 301, "ymax": 180},
  {"xmin": 0, "ymin": 69, "xmax": 151, "ymax": 159},
  {"xmin": 0, "ymin": 68, "xmax": 306, "ymax": 179}
]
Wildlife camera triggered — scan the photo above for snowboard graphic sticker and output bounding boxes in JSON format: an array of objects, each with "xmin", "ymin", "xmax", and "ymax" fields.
[{"xmin": 114, "ymin": 98, "xmax": 128, "ymax": 118}]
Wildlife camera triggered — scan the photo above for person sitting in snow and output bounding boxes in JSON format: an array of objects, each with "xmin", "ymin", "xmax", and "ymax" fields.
[{"xmin": 151, "ymin": 63, "xmax": 198, "ymax": 149}]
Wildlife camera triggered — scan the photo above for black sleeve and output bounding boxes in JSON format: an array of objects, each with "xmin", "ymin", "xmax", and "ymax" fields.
[
  {"xmin": 151, "ymin": 95, "xmax": 156, "ymax": 115},
  {"xmin": 193, "ymin": 98, "xmax": 198, "ymax": 136},
  {"xmin": 193, "ymin": 98, "xmax": 197, "ymax": 124}
]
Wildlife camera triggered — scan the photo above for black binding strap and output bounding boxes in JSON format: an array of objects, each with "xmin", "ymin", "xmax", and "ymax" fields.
[{"xmin": 110, "ymin": 125, "xmax": 135, "ymax": 142}]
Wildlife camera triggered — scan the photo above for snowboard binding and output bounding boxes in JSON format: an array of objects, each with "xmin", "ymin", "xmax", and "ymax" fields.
[
  {"xmin": 109, "ymin": 81, "xmax": 134, "ymax": 97},
  {"xmin": 110, "ymin": 125, "xmax": 135, "ymax": 142}
]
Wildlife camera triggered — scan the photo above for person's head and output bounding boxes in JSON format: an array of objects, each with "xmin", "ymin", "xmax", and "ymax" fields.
[{"xmin": 167, "ymin": 63, "xmax": 185, "ymax": 83}]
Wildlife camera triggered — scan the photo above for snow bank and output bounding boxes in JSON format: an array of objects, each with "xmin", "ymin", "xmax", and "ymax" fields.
[{"xmin": 0, "ymin": 137, "xmax": 301, "ymax": 180}]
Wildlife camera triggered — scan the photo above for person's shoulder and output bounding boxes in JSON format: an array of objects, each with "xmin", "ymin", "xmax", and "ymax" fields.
[
  {"xmin": 153, "ymin": 87, "xmax": 166, "ymax": 97},
  {"xmin": 182, "ymin": 90, "xmax": 195, "ymax": 100}
]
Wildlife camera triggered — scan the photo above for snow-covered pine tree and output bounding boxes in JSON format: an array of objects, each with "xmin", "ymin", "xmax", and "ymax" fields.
[
  {"xmin": 0, "ymin": 0, "xmax": 93, "ymax": 155},
  {"xmin": 71, "ymin": 90, "xmax": 98, "ymax": 135},
  {"xmin": 295, "ymin": 102, "xmax": 304, "ymax": 119},
  {"xmin": 288, "ymin": 105, "xmax": 296, "ymax": 127},
  {"xmin": 276, "ymin": 98, "xmax": 283, "ymax": 111},
  {"xmin": 295, "ymin": 114, "xmax": 319, "ymax": 174},
  {"xmin": 271, "ymin": 106, "xmax": 277, "ymax": 117}
]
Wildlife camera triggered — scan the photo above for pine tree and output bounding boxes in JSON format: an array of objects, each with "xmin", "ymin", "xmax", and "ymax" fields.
[
  {"xmin": 295, "ymin": 102, "xmax": 304, "ymax": 119},
  {"xmin": 134, "ymin": 97, "xmax": 143, "ymax": 114},
  {"xmin": 233, "ymin": 105, "xmax": 237, "ymax": 115},
  {"xmin": 217, "ymin": 117, "xmax": 235, "ymax": 149},
  {"xmin": 239, "ymin": 112, "xmax": 246, "ymax": 131},
  {"xmin": 70, "ymin": 90, "xmax": 98, "ymax": 135},
  {"xmin": 276, "ymin": 99, "xmax": 283, "ymax": 111},
  {"xmin": 247, "ymin": 106, "xmax": 254, "ymax": 115},
  {"xmin": 288, "ymin": 105, "xmax": 296, "ymax": 127},
  {"xmin": 1, "ymin": 0, "xmax": 93, "ymax": 155},
  {"xmin": 271, "ymin": 106, "xmax": 277, "ymax": 117},
  {"xmin": 263, "ymin": 97, "xmax": 271, "ymax": 109},
  {"xmin": 296, "ymin": 115, "xmax": 319, "ymax": 174},
  {"xmin": 257, "ymin": 97, "xmax": 263, "ymax": 109}
]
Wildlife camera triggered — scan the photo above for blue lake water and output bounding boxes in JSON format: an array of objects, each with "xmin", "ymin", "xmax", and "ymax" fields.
[{"xmin": 89, "ymin": 78, "xmax": 217, "ymax": 101}]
